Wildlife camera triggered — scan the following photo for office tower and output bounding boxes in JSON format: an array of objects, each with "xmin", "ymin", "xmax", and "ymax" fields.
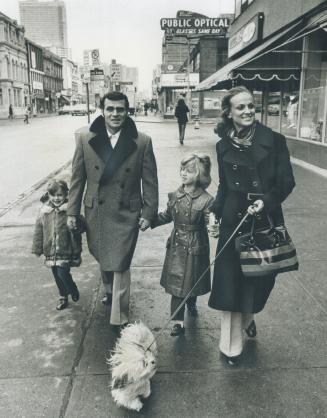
[{"xmin": 19, "ymin": 0, "xmax": 70, "ymax": 58}]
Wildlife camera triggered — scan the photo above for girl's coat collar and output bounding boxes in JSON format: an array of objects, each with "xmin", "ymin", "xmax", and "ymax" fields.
[
  {"xmin": 40, "ymin": 202, "xmax": 68, "ymax": 214},
  {"xmin": 176, "ymin": 186, "xmax": 203, "ymax": 199}
]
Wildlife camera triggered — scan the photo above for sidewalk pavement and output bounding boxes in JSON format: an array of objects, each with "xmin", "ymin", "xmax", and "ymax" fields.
[{"xmin": 0, "ymin": 121, "xmax": 327, "ymax": 418}]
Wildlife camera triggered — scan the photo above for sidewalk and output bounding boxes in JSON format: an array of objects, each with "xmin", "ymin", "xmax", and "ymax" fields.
[{"xmin": 0, "ymin": 121, "xmax": 327, "ymax": 417}]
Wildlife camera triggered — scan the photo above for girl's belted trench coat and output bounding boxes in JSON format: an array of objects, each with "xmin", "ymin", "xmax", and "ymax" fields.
[
  {"xmin": 209, "ymin": 122, "xmax": 296, "ymax": 314},
  {"xmin": 153, "ymin": 187, "xmax": 213, "ymax": 298}
]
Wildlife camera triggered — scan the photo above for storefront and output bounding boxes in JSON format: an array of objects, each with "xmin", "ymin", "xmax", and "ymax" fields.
[
  {"xmin": 158, "ymin": 72, "xmax": 199, "ymax": 118},
  {"xmin": 196, "ymin": 4, "xmax": 327, "ymax": 169}
]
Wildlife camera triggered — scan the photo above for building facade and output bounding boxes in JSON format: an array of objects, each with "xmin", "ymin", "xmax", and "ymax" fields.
[
  {"xmin": 196, "ymin": 0, "xmax": 327, "ymax": 169},
  {"xmin": 0, "ymin": 12, "xmax": 29, "ymax": 118},
  {"xmin": 43, "ymin": 48, "xmax": 63, "ymax": 112},
  {"xmin": 19, "ymin": 0, "xmax": 71, "ymax": 59},
  {"xmin": 26, "ymin": 38, "xmax": 45, "ymax": 113}
]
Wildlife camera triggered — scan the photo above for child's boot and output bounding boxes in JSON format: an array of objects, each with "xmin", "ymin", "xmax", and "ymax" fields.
[{"xmin": 56, "ymin": 297, "xmax": 68, "ymax": 310}]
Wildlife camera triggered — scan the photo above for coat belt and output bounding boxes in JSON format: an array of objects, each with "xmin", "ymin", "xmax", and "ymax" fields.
[{"xmin": 175, "ymin": 223, "xmax": 203, "ymax": 231}]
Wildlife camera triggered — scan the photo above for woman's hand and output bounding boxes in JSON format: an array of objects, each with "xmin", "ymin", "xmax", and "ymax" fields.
[
  {"xmin": 208, "ymin": 213, "xmax": 219, "ymax": 238},
  {"xmin": 247, "ymin": 199, "xmax": 264, "ymax": 215}
]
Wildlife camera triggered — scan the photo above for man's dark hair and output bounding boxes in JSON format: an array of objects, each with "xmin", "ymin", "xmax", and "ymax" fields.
[{"xmin": 100, "ymin": 91, "xmax": 129, "ymax": 110}]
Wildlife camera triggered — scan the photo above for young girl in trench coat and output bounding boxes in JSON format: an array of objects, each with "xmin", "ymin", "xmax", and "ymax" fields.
[{"xmin": 152, "ymin": 153, "xmax": 214, "ymax": 336}]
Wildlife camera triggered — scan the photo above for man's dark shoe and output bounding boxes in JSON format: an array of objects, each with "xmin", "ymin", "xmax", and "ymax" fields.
[
  {"xmin": 245, "ymin": 320, "xmax": 257, "ymax": 338},
  {"xmin": 56, "ymin": 297, "xmax": 68, "ymax": 310},
  {"xmin": 101, "ymin": 293, "xmax": 112, "ymax": 305},
  {"xmin": 71, "ymin": 284, "xmax": 80, "ymax": 302},
  {"xmin": 170, "ymin": 324, "xmax": 185, "ymax": 337}
]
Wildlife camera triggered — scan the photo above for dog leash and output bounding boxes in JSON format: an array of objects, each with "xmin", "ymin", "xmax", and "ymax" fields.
[{"xmin": 146, "ymin": 211, "xmax": 251, "ymax": 351}]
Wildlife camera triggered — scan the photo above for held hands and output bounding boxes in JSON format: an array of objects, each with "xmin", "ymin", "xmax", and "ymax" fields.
[
  {"xmin": 139, "ymin": 217, "xmax": 150, "ymax": 231},
  {"xmin": 247, "ymin": 199, "xmax": 264, "ymax": 216},
  {"xmin": 67, "ymin": 215, "xmax": 78, "ymax": 231},
  {"xmin": 207, "ymin": 213, "xmax": 219, "ymax": 238}
]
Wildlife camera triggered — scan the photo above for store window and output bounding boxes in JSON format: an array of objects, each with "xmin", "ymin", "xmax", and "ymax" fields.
[{"xmin": 299, "ymin": 29, "xmax": 327, "ymax": 143}]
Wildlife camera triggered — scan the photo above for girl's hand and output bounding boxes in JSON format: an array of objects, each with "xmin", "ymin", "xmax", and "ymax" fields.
[
  {"xmin": 208, "ymin": 213, "xmax": 219, "ymax": 238},
  {"xmin": 247, "ymin": 199, "xmax": 264, "ymax": 215}
]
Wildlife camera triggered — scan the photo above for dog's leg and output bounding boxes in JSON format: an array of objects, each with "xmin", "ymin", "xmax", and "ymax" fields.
[
  {"xmin": 142, "ymin": 380, "xmax": 151, "ymax": 399},
  {"xmin": 128, "ymin": 397, "xmax": 143, "ymax": 411}
]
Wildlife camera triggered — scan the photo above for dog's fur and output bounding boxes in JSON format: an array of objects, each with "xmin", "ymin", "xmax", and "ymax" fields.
[{"xmin": 107, "ymin": 322, "xmax": 157, "ymax": 411}]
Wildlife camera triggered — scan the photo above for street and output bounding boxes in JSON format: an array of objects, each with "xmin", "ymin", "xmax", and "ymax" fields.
[
  {"xmin": 0, "ymin": 114, "xmax": 93, "ymax": 211},
  {"xmin": 0, "ymin": 116, "xmax": 327, "ymax": 417}
]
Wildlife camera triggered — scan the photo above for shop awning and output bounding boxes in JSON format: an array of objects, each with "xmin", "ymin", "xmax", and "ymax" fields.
[
  {"xmin": 60, "ymin": 95, "xmax": 70, "ymax": 104},
  {"xmin": 195, "ymin": 22, "xmax": 302, "ymax": 91}
]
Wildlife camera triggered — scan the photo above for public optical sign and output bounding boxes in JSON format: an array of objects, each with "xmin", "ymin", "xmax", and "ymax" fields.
[{"xmin": 160, "ymin": 13, "xmax": 230, "ymax": 36}]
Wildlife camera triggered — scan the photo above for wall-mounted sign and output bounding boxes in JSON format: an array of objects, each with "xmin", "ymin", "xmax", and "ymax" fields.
[
  {"xmin": 90, "ymin": 68, "xmax": 104, "ymax": 83},
  {"xmin": 32, "ymin": 81, "xmax": 43, "ymax": 91},
  {"xmin": 161, "ymin": 10, "xmax": 230, "ymax": 37},
  {"xmin": 160, "ymin": 72, "xmax": 199, "ymax": 87},
  {"xmin": 228, "ymin": 13, "xmax": 264, "ymax": 58}
]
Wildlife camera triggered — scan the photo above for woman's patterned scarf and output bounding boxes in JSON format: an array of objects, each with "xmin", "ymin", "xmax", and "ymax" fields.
[{"xmin": 227, "ymin": 121, "xmax": 256, "ymax": 150}]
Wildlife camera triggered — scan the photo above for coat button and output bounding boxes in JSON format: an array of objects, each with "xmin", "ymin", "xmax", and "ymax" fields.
[
  {"xmin": 95, "ymin": 165, "xmax": 99, "ymax": 170},
  {"xmin": 99, "ymin": 200, "xmax": 104, "ymax": 205},
  {"xmin": 232, "ymin": 164, "xmax": 238, "ymax": 170},
  {"xmin": 235, "ymin": 182, "xmax": 240, "ymax": 187},
  {"xmin": 237, "ymin": 212, "xmax": 242, "ymax": 218},
  {"xmin": 252, "ymin": 181, "xmax": 258, "ymax": 187}
]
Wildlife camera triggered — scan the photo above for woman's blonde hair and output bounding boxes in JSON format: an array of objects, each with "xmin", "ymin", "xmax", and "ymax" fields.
[{"xmin": 180, "ymin": 152, "xmax": 211, "ymax": 189}]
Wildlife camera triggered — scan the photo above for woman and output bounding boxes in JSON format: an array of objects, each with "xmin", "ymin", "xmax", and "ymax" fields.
[
  {"xmin": 208, "ymin": 86, "xmax": 295, "ymax": 365},
  {"xmin": 174, "ymin": 98, "xmax": 189, "ymax": 145}
]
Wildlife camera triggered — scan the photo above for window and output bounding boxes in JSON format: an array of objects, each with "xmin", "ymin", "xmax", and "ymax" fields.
[
  {"xmin": 0, "ymin": 88, "xmax": 3, "ymax": 106},
  {"xmin": 235, "ymin": 0, "xmax": 255, "ymax": 19},
  {"xmin": 299, "ymin": 30, "xmax": 327, "ymax": 143}
]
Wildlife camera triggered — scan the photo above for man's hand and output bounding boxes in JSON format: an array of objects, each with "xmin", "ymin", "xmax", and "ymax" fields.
[
  {"xmin": 247, "ymin": 199, "xmax": 264, "ymax": 215},
  {"xmin": 67, "ymin": 215, "xmax": 78, "ymax": 230},
  {"xmin": 139, "ymin": 217, "xmax": 150, "ymax": 231}
]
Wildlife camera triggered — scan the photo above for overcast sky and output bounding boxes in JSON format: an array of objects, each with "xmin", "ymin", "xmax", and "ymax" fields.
[{"xmin": 0, "ymin": 0, "xmax": 235, "ymax": 93}]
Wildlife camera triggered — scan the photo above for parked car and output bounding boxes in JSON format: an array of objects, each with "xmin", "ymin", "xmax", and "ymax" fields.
[
  {"xmin": 71, "ymin": 104, "xmax": 89, "ymax": 116},
  {"xmin": 58, "ymin": 105, "xmax": 71, "ymax": 115},
  {"xmin": 71, "ymin": 104, "xmax": 96, "ymax": 116}
]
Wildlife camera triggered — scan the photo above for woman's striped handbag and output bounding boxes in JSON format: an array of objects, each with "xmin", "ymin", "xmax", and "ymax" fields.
[{"xmin": 235, "ymin": 216, "xmax": 299, "ymax": 277}]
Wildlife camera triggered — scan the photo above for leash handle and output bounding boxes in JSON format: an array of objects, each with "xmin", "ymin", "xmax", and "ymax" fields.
[{"xmin": 146, "ymin": 212, "xmax": 250, "ymax": 351}]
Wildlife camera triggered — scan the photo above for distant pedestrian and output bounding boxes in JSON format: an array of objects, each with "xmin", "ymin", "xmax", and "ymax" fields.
[
  {"xmin": 32, "ymin": 180, "xmax": 84, "ymax": 311},
  {"xmin": 174, "ymin": 98, "xmax": 189, "ymax": 145},
  {"xmin": 23, "ymin": 106, "xmax": 30, "ymax": 124},
  {"xmin": 8, "ymin": 104, "xmax": 13, "ymax": 120},
  {"xmin": 144, "ymin": 102, "xmax": 149, "ymax": 116},
  {"xmin": 152, "ymin": 153, "xmax": 213, "ymax": 337}
]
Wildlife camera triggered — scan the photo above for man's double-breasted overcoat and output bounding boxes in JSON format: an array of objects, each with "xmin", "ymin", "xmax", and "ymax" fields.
[{"xmin": 67, "ymin": 115, "xmax": 158, "ymax": 271}]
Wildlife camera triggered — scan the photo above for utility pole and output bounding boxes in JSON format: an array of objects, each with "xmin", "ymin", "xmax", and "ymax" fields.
[
  {"xmin": 186, "ymin": 36, "xmax": 192, "ymax": 119},
  {"xmin": 86, "ymin": 82, "xmax": 90, "ymax": 123}
]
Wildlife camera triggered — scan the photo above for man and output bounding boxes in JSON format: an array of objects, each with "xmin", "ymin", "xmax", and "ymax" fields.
[{"xmin": 67, "ymin": 91, "xmax": 158, "ymax": 332}]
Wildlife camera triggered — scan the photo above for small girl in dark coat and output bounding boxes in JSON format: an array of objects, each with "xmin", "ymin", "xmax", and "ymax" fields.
[
  {"xmin": 32, "ymin": 180, "xmax": 84, "ymax": 310},
  {"xmin": 152, "ymin": 153, "xmax": 214, "ymax": 336}
]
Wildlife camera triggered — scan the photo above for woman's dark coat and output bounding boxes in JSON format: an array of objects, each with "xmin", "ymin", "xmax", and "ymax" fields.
[
  {"xmin": 153, "ymin": 187, "xmax": 213, "ymax": 298},
  {"xmin": 209, "ymin": 122, "xmax": 295, "ymax": 313},
  {"xmin": 174, "ymin": 103, "xmax": 189, "ymax": 124}
]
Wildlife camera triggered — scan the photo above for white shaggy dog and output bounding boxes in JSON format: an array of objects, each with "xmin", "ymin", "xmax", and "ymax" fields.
[{"xmin": 107, "ymin": 322, "xmax": 157, "ymax": 411}]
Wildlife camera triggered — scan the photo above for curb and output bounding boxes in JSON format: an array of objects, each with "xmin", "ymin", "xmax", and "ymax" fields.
[{"xmin": 0, "ymin": 159, "xmax": 72, "ymax": 219}]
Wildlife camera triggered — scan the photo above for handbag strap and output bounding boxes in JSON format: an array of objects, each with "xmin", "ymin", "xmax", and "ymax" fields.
[{"xmin": 250, "ymin": 213, "xmax": 275, "ymax": 238}]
